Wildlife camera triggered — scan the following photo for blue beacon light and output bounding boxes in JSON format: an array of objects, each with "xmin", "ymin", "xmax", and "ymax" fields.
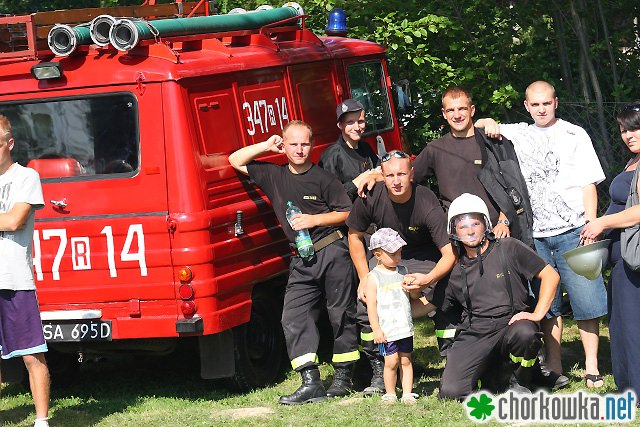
[{"xmin": 325, "ymin": 8, "xmax": 347, "ymax": 36}]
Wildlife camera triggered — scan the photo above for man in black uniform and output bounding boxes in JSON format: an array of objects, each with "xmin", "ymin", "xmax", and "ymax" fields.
[
  {"xmin": 346, "ymin": 151, "xmax": 457, "ymax": 349},
  {"xmin": 438, "ymin": 193, "xmax": 559, "ymax": 400},
  {"xmin": 319, "ymin": 99, "xmax": 379, "ymax": 200},
  {"xmin": 413, "ymin": 86, "xmax": 533, "ymax": 247},
  {"xmin": 229, "ymin": 120, "xmax": 359, "ymax": 404},
  {"xmin": 318, "ymin": 99, "xmax": 385, "ymax": 395}
]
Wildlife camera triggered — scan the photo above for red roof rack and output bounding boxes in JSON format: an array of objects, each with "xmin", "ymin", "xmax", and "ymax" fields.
[{"xmin": 0, "ymin": 1, "xmax": 207, "ymax": 61}]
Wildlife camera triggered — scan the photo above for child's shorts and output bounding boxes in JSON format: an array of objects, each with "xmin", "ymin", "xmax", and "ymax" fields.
[{"xmin": 378, "ymin": 336, "xmax": 413, "ymax": 356}]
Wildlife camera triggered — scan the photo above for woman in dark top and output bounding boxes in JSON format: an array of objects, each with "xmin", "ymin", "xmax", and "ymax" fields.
[{"xmin": 582, "ymin": 103, "xmax": 640, "ymax": 402}]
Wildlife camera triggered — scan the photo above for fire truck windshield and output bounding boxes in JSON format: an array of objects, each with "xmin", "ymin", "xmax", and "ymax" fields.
[{"xmin": 1, "ymin": 92, "xmax": 139, "ymax": 179}]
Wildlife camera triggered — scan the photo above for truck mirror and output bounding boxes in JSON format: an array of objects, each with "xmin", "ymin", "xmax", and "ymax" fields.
[{"xmin": 393, "ymin": 79, "xmax": 412, "ymax": 113}]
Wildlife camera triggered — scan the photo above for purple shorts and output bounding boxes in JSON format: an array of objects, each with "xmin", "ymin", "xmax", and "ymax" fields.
[
  {"xmin": 378, "ymin": 336, "xmax": 413, "ymax": 357},
  {"xmin": 0, "ymin": 290, "xmax": 48, "ymax": 359}
]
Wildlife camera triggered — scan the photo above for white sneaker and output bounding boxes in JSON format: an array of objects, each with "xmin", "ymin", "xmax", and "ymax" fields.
[
  {"xmin": 34, "ymin": 418, "xmax": 49, "ymax": 427},
  {"xmin": 381, "ymin": 393, "xmax": 397, "ymax": 405},
  {"xmin": 401, "ymin": 392, "xmax": 419, "ymax": 404}
]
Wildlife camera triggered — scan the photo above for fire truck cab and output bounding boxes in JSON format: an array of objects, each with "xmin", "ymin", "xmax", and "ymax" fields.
[{"xmin": 0, "ymin": 1, "xmax": 404, "ymax": 389}]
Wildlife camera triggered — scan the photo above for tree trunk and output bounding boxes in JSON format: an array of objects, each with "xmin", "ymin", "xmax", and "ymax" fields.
[
  {"xmin": 551, "ymin": 6, "xmax": 574, "ymax": 97},
  {"xmin": 569, "ymin": 0, "xmax": 612, "ymax": 173},
  {"xmin": 596, "ymin": 0, "xmax": 619, "ymax": 103}
]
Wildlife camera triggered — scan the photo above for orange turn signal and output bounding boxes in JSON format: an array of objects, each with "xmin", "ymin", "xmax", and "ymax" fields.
[{"xmin": 178, "ymin": 266, "xmax": 193, "ymax": 282}]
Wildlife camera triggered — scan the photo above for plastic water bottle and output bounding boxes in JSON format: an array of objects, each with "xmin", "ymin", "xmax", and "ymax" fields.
[{"xmin": 285, "ymin": 201, "xmax": 315, "ymax": 259}]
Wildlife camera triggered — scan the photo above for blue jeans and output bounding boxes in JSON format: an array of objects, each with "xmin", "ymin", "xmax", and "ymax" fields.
[{"xmin": 533, "ymin": 226, "xmax": 608, "ymax": 320}]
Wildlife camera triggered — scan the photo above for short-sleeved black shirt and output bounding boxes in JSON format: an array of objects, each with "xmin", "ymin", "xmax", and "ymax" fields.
[
  {"xmin": 444, "ymin": 238, "xmax": 546, "ymax": 318},
  {"xmin": 413, "ymin": 132, "xmax": 499, "ymax": 225},
  {"xmin": 247, "ymin": 161, "xmax": 352, "ymax": 244},
  {"xmin": 318, "ymin": 136, "xmax": 379, "ymax": 201},
  {"xmin": 346, "ymin": 182, "xmax": 449, "ymax": 262}
]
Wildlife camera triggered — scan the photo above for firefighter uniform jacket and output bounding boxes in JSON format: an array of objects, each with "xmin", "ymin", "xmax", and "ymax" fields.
[
  {"xmin": 474, "ymin": 129, "xmax": 534, "ymax": 247},
  {"xmin": 318, "ymin": 135, "xmax": 378, "ymax": 202}
]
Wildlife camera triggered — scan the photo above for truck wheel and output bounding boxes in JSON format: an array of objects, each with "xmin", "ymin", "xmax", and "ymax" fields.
[
  {"xmin": 45, "ymin": 349, "xmax": 80, "ymax": 387},
  {"xmin": 229, "ymin": 291, "xmax": 285, "ymax": 391}
]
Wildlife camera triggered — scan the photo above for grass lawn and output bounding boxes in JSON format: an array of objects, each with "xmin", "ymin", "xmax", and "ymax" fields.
[{"xmin": 0, "ymin": 318, "xmax": 628, "ymax": 427}]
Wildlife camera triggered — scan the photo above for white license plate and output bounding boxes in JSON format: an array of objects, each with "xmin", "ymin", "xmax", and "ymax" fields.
[{"xmin": 42, "ymin": 320, "xmax": 112, "ymax": 342}]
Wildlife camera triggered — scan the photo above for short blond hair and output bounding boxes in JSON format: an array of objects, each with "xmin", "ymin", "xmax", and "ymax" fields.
[
  {"xmin": 525, "ymin": 80, "xmax": 556, "ymax": 100},
  {"xmin": 442, "ymin": 86, "xmax": 473, "ymax": 106},
  {"xmin": 283, "ymin": 120, "xmax": 313, "ymax": 142}
]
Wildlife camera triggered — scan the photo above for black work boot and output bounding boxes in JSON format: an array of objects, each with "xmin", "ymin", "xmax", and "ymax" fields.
[
  {"xmin": 532, "ymin": 362, "xmax": 570, "ymax": 390},
  {"xmin": 363, "ymin": 357, "xmax": 385, "ymax": 397},
  {"xmin": 326, "ymin": 366, "xmax": 354, "ymax": 398},
  {"xmin": 508, "ymin": 373, "xmax": 532, "ymax": 394},
  {"xmin": 278, "ymin": 367, "xmax": 327, "ymax": 405}
]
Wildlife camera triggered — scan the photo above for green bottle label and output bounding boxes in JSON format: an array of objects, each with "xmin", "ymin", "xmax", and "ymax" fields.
[{"xmin": 295, "ymin": 234, "xmax": 313, "ymax": 248}]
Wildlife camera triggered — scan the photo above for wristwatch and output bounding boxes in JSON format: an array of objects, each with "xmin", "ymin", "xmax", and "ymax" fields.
[{"xmin": 497, "ymin": 219, "xmax": 510, "ymax": 227}]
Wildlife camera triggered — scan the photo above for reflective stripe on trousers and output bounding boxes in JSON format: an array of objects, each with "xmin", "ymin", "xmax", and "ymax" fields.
[
  {"xmin": 291, "ymin": 353, "xmax": 319, "ymax": 370},
  {"xmin": 509, "ymin": 353, "xmax": 537, "ymax": 368},
  {"xmin": 332, "ymin": 350, "xmax": 360, "ymax": 364}
]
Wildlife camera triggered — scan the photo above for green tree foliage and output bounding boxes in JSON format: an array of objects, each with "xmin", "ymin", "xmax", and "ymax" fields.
[
  {"xmin": 0, "ymin": 0, "xmax": 139, "ymax": 14},
  {"xmin": 5, "ymin": 0, "xmax": 640, "ymax": 151},
  {"xmin": 222, "ymin": 0, "xmax": 640, "ymax": 150}
]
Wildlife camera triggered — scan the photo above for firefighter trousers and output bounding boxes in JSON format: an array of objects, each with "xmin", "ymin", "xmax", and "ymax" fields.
[
  {"xmin": 355, "ymin": 298, "xmax": 378, "ymax": 360},
  {"xmin": 356, "ymin": 231, "xmax": 379, "ymax": 361},
  {"xmin": 439, "ymin": 316, "xmax": 542, "ymax": 400},
  {"xmin": 282, "ymin": 238, "xmax": 360, "ymax": 372}
]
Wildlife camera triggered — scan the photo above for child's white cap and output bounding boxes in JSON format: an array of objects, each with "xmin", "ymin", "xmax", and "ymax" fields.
[{"xmin": 368, "ymin": 227, "xmax": 407, "ymax": 253}]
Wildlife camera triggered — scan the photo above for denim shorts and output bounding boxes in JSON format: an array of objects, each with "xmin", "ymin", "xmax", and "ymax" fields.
[{"xmin": 532, "ymin": 226, "xmax": 608, "ymax": 320}]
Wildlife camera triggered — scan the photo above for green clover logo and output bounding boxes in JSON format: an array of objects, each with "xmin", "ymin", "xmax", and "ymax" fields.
[{"xmin": 466, "ymin": 392, "xmax": 495, "ymax": 421}]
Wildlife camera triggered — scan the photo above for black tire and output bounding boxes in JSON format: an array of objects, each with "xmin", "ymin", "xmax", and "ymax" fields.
[
  {"xmin": 229, "ymin": 290, "xmax": 285, "ymax": 391},
  {"xmin": 45, "ymin": 348, "xmax": 80, "ymax": 388}
]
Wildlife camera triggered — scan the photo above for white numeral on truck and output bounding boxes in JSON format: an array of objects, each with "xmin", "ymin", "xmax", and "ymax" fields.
[
  {"xmin": 33, "ymin": 224, "xmax": 147, "ymax": 280},
  {"xmin": 33, "ymin": 229, "xmax": 43, "ymax": 281},
  {"xmin": 274, "ymin": 97, "xmax": 289, "ymax": 130},
  {"xmin": 101, "ymin": 225, "xmax": 147, "ymax": 278},
  {"xmin": 242, "ymin": 101, "xmax": 256, "ymax": 136},
  {"xmin": 120, "ymin": 224, "xmax": 147, "ymax": 277},
  {"xmin": 43, "ymin": 229, "xmax": 67, "ymax": 281},
  {"xmin": 101, "ymin": 226, "xmax": 118, "ymax": 277},
  {"xmin": 243, "ymin": 97, "xmax": 289, "ymax": 137}
]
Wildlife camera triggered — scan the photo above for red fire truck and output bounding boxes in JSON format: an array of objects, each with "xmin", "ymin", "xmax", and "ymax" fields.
[{"xmin": 0, "ymin": 1, "xmax": 405, "ymax": 390}]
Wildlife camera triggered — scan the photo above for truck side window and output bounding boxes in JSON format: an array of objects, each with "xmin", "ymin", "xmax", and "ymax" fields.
[
  {"xmin": 346, "ymin": 62, "xmax": 393, "ymax": 133},
  {"xmin": 2, "ymin": 93, "xmax": 139, "ymax": 180}
]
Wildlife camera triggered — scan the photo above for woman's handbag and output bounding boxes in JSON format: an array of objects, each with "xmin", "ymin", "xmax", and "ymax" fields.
[{"xmin": 620, "ymin": 164, "xmax": 640, "ymax": 270}]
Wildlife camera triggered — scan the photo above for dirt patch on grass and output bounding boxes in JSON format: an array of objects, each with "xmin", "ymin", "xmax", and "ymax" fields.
[{"xmin": 215, "ymin": 406, "xmax": 276, "ymax": 420}]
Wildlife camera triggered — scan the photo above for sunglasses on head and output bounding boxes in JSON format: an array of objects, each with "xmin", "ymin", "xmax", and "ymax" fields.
[
  {"xmin": 623, "ymin": 103, "xmax": 640, "ymax": 113},
  {"xmin": 380, "ymin": 151, "xmax": 409, "ymax": 162}
]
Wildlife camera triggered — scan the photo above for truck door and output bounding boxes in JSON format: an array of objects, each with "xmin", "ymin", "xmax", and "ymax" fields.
[
  {"xmin": 287, "ymin": 61, "xmax": 338, "ymax": 152},
  {"xmin": 1, "ymin": 86, "xmax": 174, "ymax": 339}
]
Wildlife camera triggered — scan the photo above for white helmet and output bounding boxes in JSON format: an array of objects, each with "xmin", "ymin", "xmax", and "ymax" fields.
[
  {"xmin": 562, "ymin": 239, "xmax": 610, "ymax": 280},
  {"xmin": 447, "ymin": 193, "xmax": 492, "ymax": 235}
]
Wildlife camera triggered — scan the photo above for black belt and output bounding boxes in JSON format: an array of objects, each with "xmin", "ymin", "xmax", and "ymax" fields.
[{"xmin": 290, "ymin": 230, "xmax": 344, "ymax": 256}]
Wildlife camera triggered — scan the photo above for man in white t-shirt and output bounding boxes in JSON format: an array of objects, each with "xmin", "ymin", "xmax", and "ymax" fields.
[
  {"xmin": 0, "ymin": 115, "xmax": 50, "ymax": 427},
  {"xmin": 476, "ymin": 81, "xmax": 607, "ymax": 390}
]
